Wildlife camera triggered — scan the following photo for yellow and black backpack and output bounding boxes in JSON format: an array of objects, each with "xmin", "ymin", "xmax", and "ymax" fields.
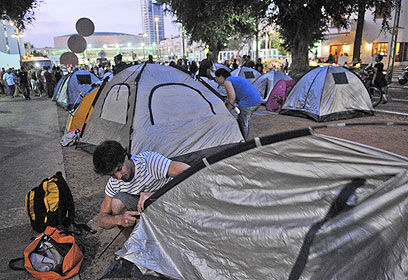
[{"xmin": 24, "ymin": 172, "xmax": 75, "ymax": 233}]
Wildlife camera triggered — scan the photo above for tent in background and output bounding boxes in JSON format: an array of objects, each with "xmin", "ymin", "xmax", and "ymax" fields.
[
  {"xmin": 265, "ymin": 79, "xmax": 295, "ymax": 112},
  {"xmin": 53, "ymin": 70, "xmax": 100, "ymax": 110},
  {"xmin": 79, "ymin": 63, "xmax": 243, "ymax": 158},
  {"xmin": 212, "ymin": 63, "xmax": 231, "ymax": 72},
  {"xmin": 115, "ymin": 124, "xmax": 408, "ymax": 280},
  {"xmin": 230, "ymin": 67, "xmax": 261, "ymax": 83},
  {"xmin": 280, "ymin": 65, "xmax": 373, "ymax": 121},
  {"xmin": 252, "ymin": 71, "xmax": 292, "ymax": 102},
  {"xmin": 60, "ymin": 87, "xmax": 101, "ymax": 146}
]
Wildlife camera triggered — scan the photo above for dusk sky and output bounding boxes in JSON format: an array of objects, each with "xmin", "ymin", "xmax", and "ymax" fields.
[{"xmin": 22, "ymin": 0, "xmax": 180, "ymax": 48}]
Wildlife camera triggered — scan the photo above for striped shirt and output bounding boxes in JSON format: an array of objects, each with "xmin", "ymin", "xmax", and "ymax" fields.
[{"xmin": 105, "ymin": 152, "xmax": 172, "ymax": 198}]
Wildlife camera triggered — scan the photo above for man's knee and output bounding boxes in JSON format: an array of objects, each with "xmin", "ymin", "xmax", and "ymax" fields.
[{"xmin": 111, "ymin": 198, "xmax": 127, "ymax": 215}]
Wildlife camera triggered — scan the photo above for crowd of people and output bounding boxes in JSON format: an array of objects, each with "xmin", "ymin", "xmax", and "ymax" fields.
[{"xmin": 0, "ymin": 65, "xmax": 64, "ymax": 100}]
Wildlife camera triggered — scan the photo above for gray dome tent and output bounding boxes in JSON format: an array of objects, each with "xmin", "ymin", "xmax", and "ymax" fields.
[
  {"xmin": 252, "ymin": 71, "xmax": 292, "ymax": 102},
  {"xmin": 79, "ymin": 63, "xmax": 243, "ymax": 157},
  {"xmin": 114, "ymin": 123, "xmax": 408, "ymax": 280},
  {"xmin": 53, "ymin": 70, "xmax": 100, "ymax": 110},
  {"xmin": 280, "ymin": 66, "xmax": 374, "ymax": 122},
  {"xmin": 230, "ymin": 66, "xmax": 261, "ymax": 83}
]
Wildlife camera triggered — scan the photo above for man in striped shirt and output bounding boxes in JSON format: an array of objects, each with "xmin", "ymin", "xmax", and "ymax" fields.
[{"xmin": 93, "ymin": 141, "xmax": 190, "ymax": 234}]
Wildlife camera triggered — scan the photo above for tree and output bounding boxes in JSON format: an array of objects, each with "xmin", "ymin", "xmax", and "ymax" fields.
[
  {"xmin": 0, "ymin": 0, "xmax": 40, "ymax": 30},
  {"xmin": 157, "ymin": 0, "xmax": 266, "ymax": 57},
  {"xmin": 351, "ymin": 0, "xmax": 394, "ymax": 64},
  {"xmin": 267, "ymin": 0, "xmax": 356, "ymax": 78}
]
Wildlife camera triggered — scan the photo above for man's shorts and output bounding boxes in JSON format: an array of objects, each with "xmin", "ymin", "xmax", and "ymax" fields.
[{"xmin": 112, "ymin": 192, "xmax": 140, "ymax": 211}]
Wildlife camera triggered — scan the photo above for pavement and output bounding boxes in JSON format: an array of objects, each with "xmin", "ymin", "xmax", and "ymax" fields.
[{"xmin": 0, "ymin": 94, "xmax": 65, "ymax": 279}]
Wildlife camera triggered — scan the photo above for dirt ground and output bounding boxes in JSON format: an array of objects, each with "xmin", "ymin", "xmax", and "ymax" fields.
[{"xmin": 56, "ymin": 106, "xmax": 408, "ymax": 280}]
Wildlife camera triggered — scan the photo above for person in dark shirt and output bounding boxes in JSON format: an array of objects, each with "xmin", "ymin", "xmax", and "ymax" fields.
[
  {"xmin": 232, "ymin": 59, "xmax": 238, "ymax": 70},
  {"xmin": 198, "ymin": 51, "xmax": 214, "ymax": 79},
  {"xmin": 255, "ymin": 58, "xmax": 263, "ymax": 73},
  {"xmin": 18, "ymin": 67, "xmax": 31, "ymax": 100},
  {"xmin": 113, "ymin": 54, "xmax": 131, "ymax": 75},
  {"xmin": 189, "ymin": 61, "xmax": 198, "ymax": 77},
  {"xmin": 54, "ymin": 66, "xmax": 62, "ymax": 84},
  {"xmin": 372, "ymin": 54, "xmax": 388, "ymax": 104}
]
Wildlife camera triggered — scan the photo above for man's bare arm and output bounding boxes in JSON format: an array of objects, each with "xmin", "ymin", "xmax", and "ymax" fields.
[
  {"xmin": 168, "ymin": 161, "xmax": 190, "ymax": 177},
  {"xmin": 97, "ymin": 194, "xmax": 138, "ymax": 229}
]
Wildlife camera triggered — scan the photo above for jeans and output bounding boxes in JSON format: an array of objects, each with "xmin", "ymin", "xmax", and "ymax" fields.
[
  {"xmin": 8, "ymin": 85, "xmax": 15, "ymax": 97},
  {"xmin": 237, "ymin": 105, "xmax": 259, "ymax": 141}
]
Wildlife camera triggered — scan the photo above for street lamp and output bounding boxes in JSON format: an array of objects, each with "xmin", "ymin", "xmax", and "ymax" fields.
[
  {"xmin": 155, "ymin": 17, "xmax": 160, "ymax": 59},
  {"xmin": 142, "ymin": 33, "xmax": 147, "ymax": 60}
]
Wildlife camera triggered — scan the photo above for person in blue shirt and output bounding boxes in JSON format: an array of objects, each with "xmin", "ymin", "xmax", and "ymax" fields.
[{"xmin": 214, "ymin": 68, "xmax": 261, "ymax": 141}]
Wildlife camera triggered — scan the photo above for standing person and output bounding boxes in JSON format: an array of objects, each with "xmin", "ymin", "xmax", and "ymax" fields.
[
  {"xmin": 198, "ymin": 51, "xmax": 214, "ymax": 79},
  {"xmin": 372, "ymin": 54, "xmax": 388, "ymax": 104},
  {"xmin": 54, "ymin": 66, "xmax": 62, "ymax": 84},
  {"xmin": 18, "ymin": 66, "xmax": 31, "ymax": 100},
  {"xmin": 255, "ymin": 58, "xmax": 263, "ymax": 73},
  {"xmin": 283, "ymin": 59, "xmax": 289, "ymax": 74},
  {"xmin": 147, "ymin": 55, "xmax": 154, "ymax": 64},
  {"xmin": 232, "ymin": 59, "xmax": 239, "ymax": 70},
  {"xmin": 93, "ymin": 141, "xmax": 190, "ymax": 237},
  {"xmin": 13, "ymin": 69, "xmax": 19, "ymax": 97},
  {"xmin": 37, "ymin": 68, "xmax": 45, "ymax": 97},
  {"xmin": 189, "ymin": 61, "xmax": 198, "ymax": 77},
  {"xmin": 44, "ymin": 66, "xmax": 53, "ymax": 98},
  {"xmin": 98, "ymin": 64, "xmax": 105, "ymax": 78},
  {"xmin": 113, "ymin": 54, "xmax": 130, "ymax": 75},
  {"xmin": 214, "ymin": 68, "xmax": 261, "ymax": 141},
  {"xmin": 3, "ymin": 68, "xmax": 16, "ymax": 98},
  {"xmin": 246, "ymin": 56, "xmax": 255, "ymax": 68},
  {"xmin": 0, "ymin": 67, "xmax": 5, "ymax": 95}
]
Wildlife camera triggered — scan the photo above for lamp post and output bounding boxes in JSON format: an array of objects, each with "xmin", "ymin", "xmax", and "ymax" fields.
[
  {"xmin": 155, "ymin": 17, "xmax": 160, "ymax": 59},
  {"xmin": 142, "ymin": 33, "xmax": 147, "ymax": 60},
  {"xmin": 12, "ymin": 29, "xmax": 23, "ymax": 67}
]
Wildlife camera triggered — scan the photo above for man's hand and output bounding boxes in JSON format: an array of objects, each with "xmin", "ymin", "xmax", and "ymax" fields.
[
  {"xmin": 120, "ymin": 211, "xmax": 139, "ymax": 227},
  {"xmin": 138, "ymin": 192, "xmax": 154, "ymax": 213}
]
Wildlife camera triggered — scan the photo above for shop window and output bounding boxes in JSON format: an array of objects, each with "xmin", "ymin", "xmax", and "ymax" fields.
[{"xmin": 372, "ymin": 43, "xmax": 388, "ymax": 56}]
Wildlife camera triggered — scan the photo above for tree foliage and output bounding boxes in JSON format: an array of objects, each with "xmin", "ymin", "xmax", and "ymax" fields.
[
  {"xmin": 157, "ymin": 0, "xmax": 396, "ymax": 77},
  {"xmin": 156, "ymin": 0, "xmax": 268, "ymax": 55},
  {"xmin": 0, "ymin": 0, "xmax": 40, "ymax": 30}
]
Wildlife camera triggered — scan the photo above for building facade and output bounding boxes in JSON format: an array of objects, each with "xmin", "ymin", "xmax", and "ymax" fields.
[
  {"xmin": 141, "ymin": 0, "xmax": 165, "ymax": 45},
  {"xmin": 50, "ymin": 32, "xmax": 156, "ymax": 66},
  {"xmin": 321, "ymin": 0, "xmax": 408, "ymax": 67}
]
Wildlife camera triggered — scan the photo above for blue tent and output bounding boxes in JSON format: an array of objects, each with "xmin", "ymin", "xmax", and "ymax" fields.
[{"xmin": 53, "ymin": 70, "xmax": 100, "ymax": 110}]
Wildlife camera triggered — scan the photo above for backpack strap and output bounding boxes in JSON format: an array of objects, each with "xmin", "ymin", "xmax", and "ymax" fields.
[
  {"xmin": 54, "ymin": 172, "xmax": 75, "ymax": 226},
  {"xmin": 8, "ymin": 257, "xmax": 25, "ymax": 271}
]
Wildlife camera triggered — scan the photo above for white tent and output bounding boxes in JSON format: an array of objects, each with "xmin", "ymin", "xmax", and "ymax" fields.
[
  {"xmin": 79, "ymin": 63, "xmax": 243, "ymax": 157},
  {"xmin": 230, "ymin": 67, "xmax": 261, "ymax": 83},
  {"xmin": 280, "ymin": 65, "xmax": 374, "ymax": 121}
]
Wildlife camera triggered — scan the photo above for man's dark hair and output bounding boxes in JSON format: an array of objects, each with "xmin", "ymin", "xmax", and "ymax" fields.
[
  {"xmin": 93, "ymin": 141, "xmax": 128, "ymax": 175},
  {"xmin": 214, "ymin": 68, "xmax": 231, "ymax": 79},
  {"xmin": 376, "ymin": 54, "xmax": 383, "ymax": 61}
]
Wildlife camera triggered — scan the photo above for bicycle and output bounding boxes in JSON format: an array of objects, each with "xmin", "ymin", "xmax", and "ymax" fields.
[{"xmin": 357, "ymin": 67, "xmax": 383, "ymax": 108}]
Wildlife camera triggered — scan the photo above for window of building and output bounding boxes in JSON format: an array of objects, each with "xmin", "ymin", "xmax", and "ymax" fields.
[
  {"xmin": 396, "ymin": 42, "xmax": 408, "ymax": 62},
  {"xmin": 372, "ymin": 43, "xmax": 388, "ymax": 56}
]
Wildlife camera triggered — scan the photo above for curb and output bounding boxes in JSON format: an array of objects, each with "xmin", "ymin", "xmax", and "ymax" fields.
[{"xmin": 389, "ymin": 85, "xmax": 408, "ymax": 89}]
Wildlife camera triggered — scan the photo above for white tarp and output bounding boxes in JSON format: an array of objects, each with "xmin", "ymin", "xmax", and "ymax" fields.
[{"xmin": 118, "ymin": 131, "xmax": 408, "ymax": 280}]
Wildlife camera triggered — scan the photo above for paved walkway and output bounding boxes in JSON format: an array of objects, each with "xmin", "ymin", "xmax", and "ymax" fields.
[{"xmin": 0, "ymin": 94, "xmax": 65, "ymax": 278}]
